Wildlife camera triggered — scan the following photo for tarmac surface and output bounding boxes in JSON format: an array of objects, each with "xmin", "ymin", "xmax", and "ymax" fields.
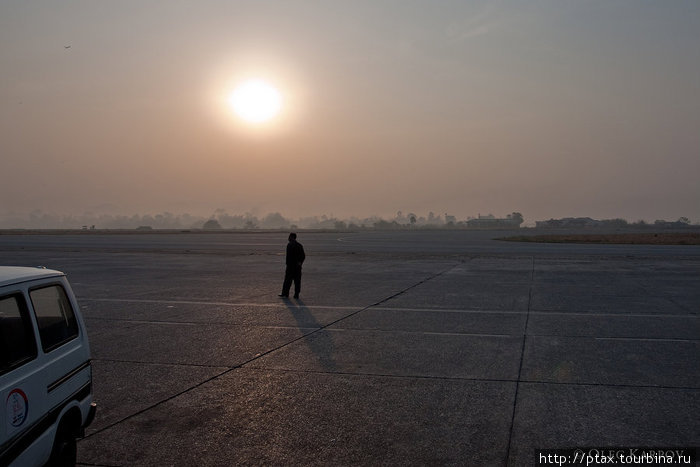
[{"xmin": 1, "ymin": 230, "xmax": 699, "ymax": 466}]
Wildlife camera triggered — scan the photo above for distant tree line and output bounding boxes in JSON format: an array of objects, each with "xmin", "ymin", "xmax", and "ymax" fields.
[
  {"xmin": 1, "ymin": 209, "xmax": 527, "ymax": 230},
  {"xmin": 1, "ymin": 210, "xmax": 695, "ymax": 231},
  {"xmin": 202, "ymin": 211, "xmax": 528, "ymax": 231}
]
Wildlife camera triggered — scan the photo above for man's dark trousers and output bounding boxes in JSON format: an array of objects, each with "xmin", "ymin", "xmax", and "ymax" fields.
[{"xmin": 282, "ymin": 265, "xmax": 302, "ymax": 297}]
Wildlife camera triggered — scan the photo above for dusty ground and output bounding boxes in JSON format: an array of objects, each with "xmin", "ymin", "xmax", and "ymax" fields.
[{"xmin": 499, "ymin": 232, "xmax": 700, "ymax": 245}]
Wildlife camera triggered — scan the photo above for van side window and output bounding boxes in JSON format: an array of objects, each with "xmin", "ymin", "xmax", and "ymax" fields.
[
  {"xmin": 29, "ymin": 285, "xmax": 79, "ymax": 352},
  {"xmin": 0, "ymin": 294, "xmax": 38, "ymax": 374}
]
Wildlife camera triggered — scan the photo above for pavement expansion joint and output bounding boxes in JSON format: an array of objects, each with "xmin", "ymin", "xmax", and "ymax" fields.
[{"xmin": 504, "ymin": 256, "xmax": 536, "ymax": 465}]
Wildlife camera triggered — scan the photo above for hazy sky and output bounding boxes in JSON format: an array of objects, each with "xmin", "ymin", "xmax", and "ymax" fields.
[{"xmin": 2, "ymin": 1, "xmax": 699, "ymax": 224}]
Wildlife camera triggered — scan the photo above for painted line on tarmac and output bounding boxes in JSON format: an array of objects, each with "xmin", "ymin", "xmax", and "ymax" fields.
[
  {"xmin": 80, "ymin": 297, "xmax": 360, "ymax": 310},
  {"xmin": 86, "ymin": 317, "xmax": 322, "ymax": 332},
  {"xmin": 594, "ymin": 336, "xmax": 700, "ymax": 342},
  {"xmin": 249, "ymin": 367, "xmax": 700, "ymax": 391},
  {"xmin": 82, "ymin": 297, "xmax": 525, "ymax": 314},
  {"xmin": 79, "ymin": 298, "xmax": 698, "ymax": 318},
  {"xmin": 83, "ymin": 315, "xmax": 698, "ymax": 342}
]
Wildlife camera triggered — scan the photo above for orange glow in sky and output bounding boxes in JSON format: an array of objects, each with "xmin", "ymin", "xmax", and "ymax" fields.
[{"xmin": 1, "ymin": 2, "xmax": 699, "ymax": 225}]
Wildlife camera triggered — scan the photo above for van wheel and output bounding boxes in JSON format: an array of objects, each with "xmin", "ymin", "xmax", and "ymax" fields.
[{"xmin": 49, "ymin": 423, "xmax": 78, "ymax": 466}]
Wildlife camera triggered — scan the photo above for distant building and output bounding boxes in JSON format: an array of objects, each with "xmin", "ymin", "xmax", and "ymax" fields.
[
  {"xmin": 467, "ymin": 213, "xmax": 523, "ymax": 229},
  {"xmin": 535, "ymin": 217, "xmax": 602, "ymax": 229},
  {"xmin": 654, "ymin": 219, "xmax": 692, "ymax": 229}
]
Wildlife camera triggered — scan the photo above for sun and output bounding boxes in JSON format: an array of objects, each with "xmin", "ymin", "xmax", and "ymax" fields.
[{"xmin": 228, "ymin": 79, "xmax": 282, "ymax": 124}]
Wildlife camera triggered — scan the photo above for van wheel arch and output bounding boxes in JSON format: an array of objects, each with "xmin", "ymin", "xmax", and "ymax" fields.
[{"xmin": 48, "ymin": 408, "xmax": 82, "ymax": 466}]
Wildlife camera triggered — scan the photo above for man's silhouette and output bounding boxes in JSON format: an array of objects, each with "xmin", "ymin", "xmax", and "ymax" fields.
[{"xmin": 279, "ymin": 233, "xmax": 305, "ymax": 299}]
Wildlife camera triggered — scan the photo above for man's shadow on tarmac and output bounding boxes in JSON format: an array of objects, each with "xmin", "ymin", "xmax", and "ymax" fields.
[{"xmin": 282, "ymin": 298, "xmax": 337, "ymax": 372}]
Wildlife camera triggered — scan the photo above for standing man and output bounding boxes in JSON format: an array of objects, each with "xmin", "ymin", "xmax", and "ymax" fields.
[{"xmin": 279, "ymin": 232, "xmax": 305, "ymax": 299}]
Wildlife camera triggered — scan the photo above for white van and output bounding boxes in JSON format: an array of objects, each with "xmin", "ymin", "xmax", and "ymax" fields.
[{"xmin": 0, "ymin": 266, "xmax": 96, "ymax": 466}]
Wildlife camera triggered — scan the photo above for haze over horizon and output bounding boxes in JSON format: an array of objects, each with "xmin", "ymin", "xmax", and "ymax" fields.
[{"xmin": 2, "ymin": 1, "xmax": 699, "ymax": 227}]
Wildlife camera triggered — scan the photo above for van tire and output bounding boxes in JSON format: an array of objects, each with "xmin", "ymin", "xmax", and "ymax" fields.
[{"xmin": 48, "ymin": 420, "xmax": 78, "ymax": 466}]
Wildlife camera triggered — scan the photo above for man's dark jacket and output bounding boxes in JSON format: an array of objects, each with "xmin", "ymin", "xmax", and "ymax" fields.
[{"xmin": 286, "ymin": 240, "xmax": 305, "ymax": 268}]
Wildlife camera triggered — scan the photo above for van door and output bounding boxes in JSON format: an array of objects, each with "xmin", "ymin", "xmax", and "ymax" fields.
[
  {"xmin": 0, "ymin": 292, "xmax": 43, "ymax": 456},
  {"xmin": 28, "ymin": 282, "xmax": 91, "ymax": 412}
]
